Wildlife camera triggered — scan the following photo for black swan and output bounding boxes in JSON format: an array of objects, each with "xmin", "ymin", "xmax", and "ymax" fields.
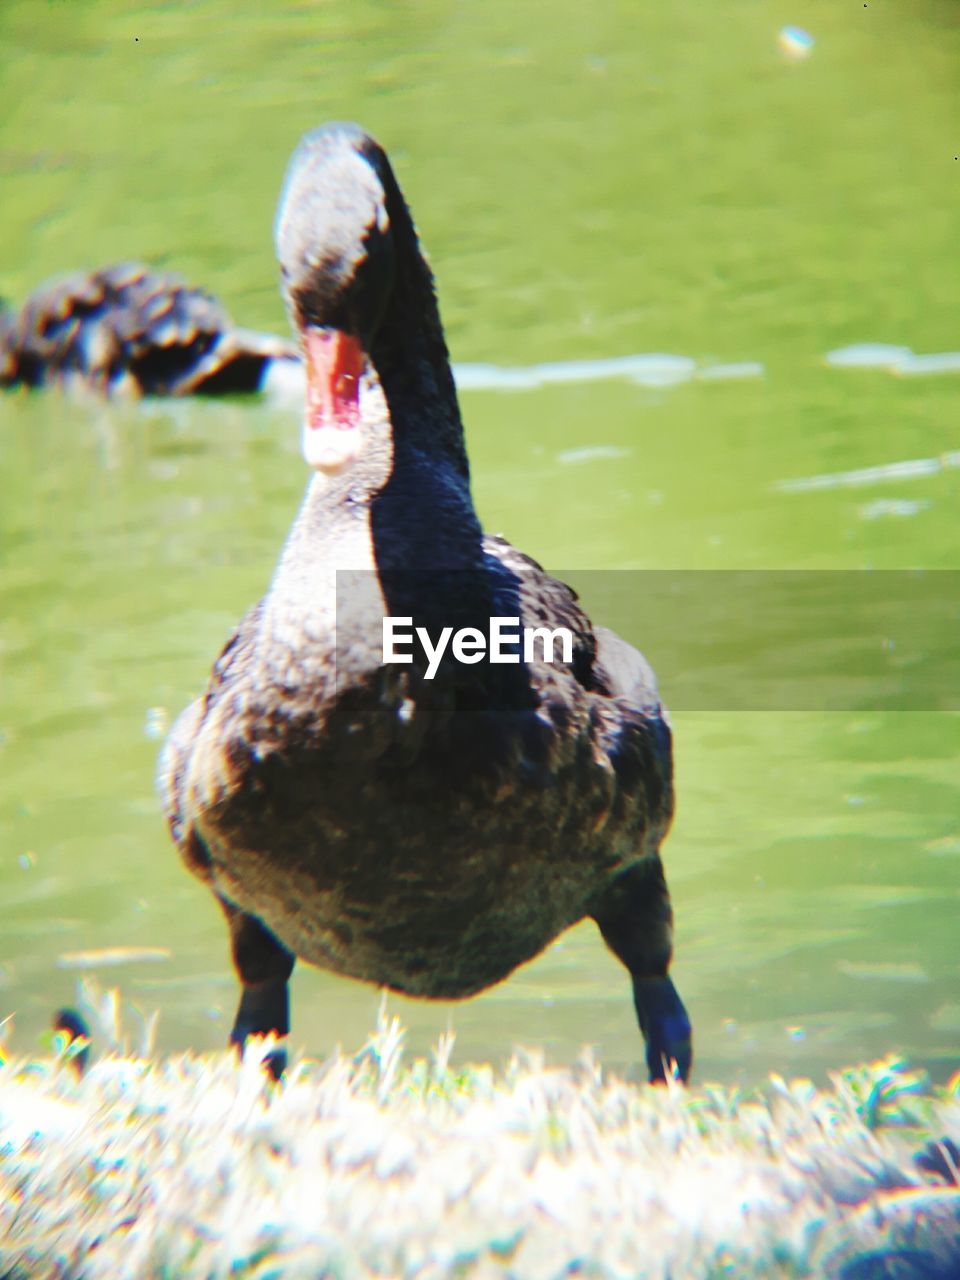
[
  {"xmin": 158, "ymin": 122, "xmax": 692, "ymax": 1084},
  {"xmin": 0, "ymin": 261, "xmax": 297, "ymax": 396}
]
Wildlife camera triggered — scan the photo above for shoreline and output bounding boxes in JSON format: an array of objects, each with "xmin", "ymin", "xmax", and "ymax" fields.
[{"xmin": 1, "ymin": 1017, "xmax": 957, "ymax": 1279}]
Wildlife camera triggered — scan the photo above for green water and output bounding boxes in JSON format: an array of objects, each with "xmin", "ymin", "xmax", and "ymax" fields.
[{"xmin": 1, "ymin": 0, "xmax": 958, "ymax": 1084}]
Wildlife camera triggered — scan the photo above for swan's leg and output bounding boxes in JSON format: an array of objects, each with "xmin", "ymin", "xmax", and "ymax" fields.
[
  {"xmin": 592, "ymin": 856, "xmax": 692, "ymax": 1083},
  {"xmin": 218, "ymin": 896, "xmax": 295, "ymax": 1078}
]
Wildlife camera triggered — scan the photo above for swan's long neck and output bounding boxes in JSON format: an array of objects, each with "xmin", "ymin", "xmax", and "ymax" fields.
[
  {"xmin": 266, "ymin": 150, "xmax": 488, "ymax": 668},
  {"xmin": 367, "ymin": 167, "xmax": 471, "ymax": 484}
]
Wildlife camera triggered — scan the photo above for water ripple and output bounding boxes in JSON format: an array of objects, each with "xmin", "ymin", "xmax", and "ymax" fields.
[{"xmin": 260, "ymin": 345, "xmax": 960, "ymax": 405}]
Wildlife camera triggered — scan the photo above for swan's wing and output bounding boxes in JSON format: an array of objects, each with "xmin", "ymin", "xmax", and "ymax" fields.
[
  {"xmin": 156, "ymin": 696, "xmax": 205, "ymax": 844},
  {"xmin": 156, "ymin": 601, "xmax": 264, "ymax": 844},
  {"xmin": 482, "ymin": 533, "xmax": 673, "ymax": 825}
]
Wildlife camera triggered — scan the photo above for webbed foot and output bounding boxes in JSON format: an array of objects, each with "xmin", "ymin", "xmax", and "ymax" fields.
[{"xmin": 633, "ymin": 975, "xmax": 692, "ymax": 1083}]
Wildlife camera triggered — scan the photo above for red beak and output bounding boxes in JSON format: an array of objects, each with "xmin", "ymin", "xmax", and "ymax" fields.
[{"xmin": 302, "ymin": 328, "xmax": 366, "ymax": 471}]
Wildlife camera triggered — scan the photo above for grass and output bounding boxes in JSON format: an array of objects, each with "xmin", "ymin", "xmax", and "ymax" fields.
[{"xmin": 0, "ymin": 987, "xmax": 958, "ymax": 1279}]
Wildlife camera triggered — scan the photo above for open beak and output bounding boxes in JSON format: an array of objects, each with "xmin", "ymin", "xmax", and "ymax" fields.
[{"xmin": 302, "ymin": 327, "xmax": 366, "ymax": 473}]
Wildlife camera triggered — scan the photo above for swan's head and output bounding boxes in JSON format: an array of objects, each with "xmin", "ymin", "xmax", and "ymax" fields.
[{"xmin": 275, "ymin": 123, "xmax": 396, "ymax": 474}]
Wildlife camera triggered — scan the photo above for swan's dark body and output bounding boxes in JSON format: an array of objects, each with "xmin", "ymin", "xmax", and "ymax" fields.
[
  {"xmin": 0, "ymin": 261, "xmax": 296, "ymax": 396},
  {"xmin": 159, "ymin": 123, "xmax": 691, "ymax": 1081}
]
